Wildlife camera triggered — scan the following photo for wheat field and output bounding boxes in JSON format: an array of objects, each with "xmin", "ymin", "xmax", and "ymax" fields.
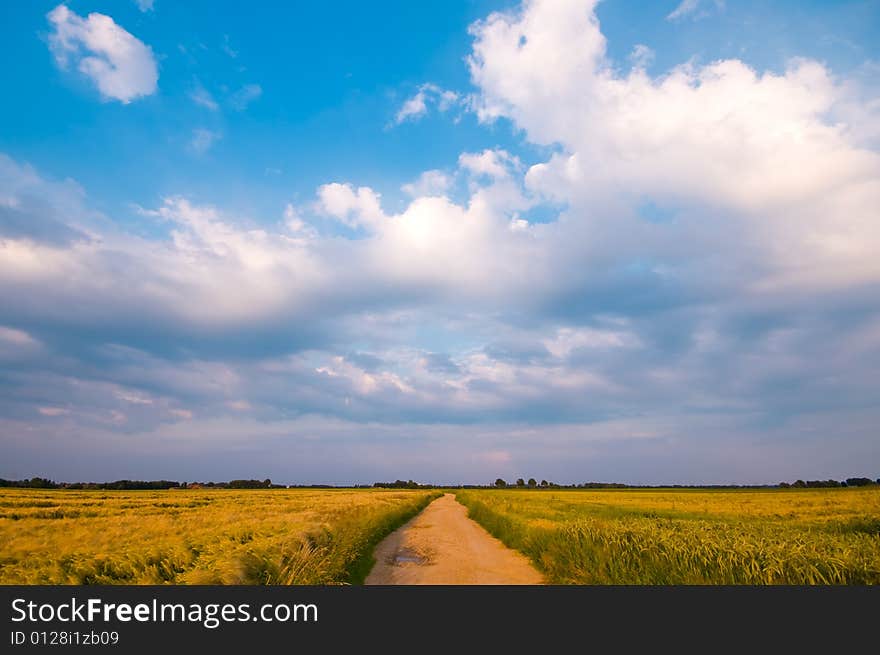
[
  {"xmin": 0, "ymin": 488, "xmax": 438, "ymax": 584},
  {"xmin": 456, "ymin": 487, "xmax": 880, "ymax": 584},
  {"xmin": 4, "ymin": 486, "xmax": 878, "ymax": 585}
]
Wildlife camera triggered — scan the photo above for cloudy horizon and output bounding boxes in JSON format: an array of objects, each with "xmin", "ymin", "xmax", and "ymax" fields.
[{"xmin": 1, "ymin": 0, "xmax": 879, "ymax": 485}]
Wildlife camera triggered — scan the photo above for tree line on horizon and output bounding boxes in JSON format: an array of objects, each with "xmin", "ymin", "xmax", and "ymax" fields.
[
  {"xmin": 1, "ymin": 476, "xmax": 878, "ymax": 491},
  {"xmin": 0, "ymin": 478, "xmax": 284, "ymax": 490},
  {"xmin": 488, "ymin": 477, "xmax": 880, "ymax": 489}
]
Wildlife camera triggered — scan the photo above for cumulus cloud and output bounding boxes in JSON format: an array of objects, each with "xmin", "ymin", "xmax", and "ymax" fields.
[
  {"xmin": 393, "ymin": 83, "xmax": 461, "ymax": 125},
  {"xmin": 459, "ymin": 149, "xmax": 521, "ymax": 180},
  {"xmin": 629, "ymin": 44, "xmax": 654, "ymax": 69},
  {"xmin": 5, "ymin": 0, "xmax": 880, "ymax": 483},
  {"xmin": 46, "ymin": 5, "xmax": 158, "ymax": 103},
  {"xmin": 401, "ymin": 170, "xmax": 451, "ymax": 198},
  {"xmin": 396, "ymin": 92, "xmax": 428, "ymax": 123},
  {"xmin": 282, "ymin": 203, "xmax": 315, "ymax": 237},
  {"xmin": 1, "ymin": 151, "xmax": 531, "ymax": 362},
  {"xmin": 316, "ymin": 183, "xmax": 386, "ymax": 229},
  {"xmin": 469, "ymin": 0, "xmax": 880, "ymax": 294}
]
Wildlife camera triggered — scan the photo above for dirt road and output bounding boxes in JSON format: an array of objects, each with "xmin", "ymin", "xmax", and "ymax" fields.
[{"xmin": 364, "ymin": 493, "xmax": 544, "ymax": 584}]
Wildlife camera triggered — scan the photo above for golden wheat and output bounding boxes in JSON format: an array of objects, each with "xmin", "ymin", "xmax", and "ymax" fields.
[
  {"xmin": 456, "ymin": 488, "xmax": 880, "ymax": 584},
  {"xmin": 0, "ymin": 488, "xmax": 437, "ymax": 584}
]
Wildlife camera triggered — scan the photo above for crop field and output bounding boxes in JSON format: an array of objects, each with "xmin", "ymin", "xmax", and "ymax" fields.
[
  {"xmin": 456, "ymin": 488, "xmax": 880, "ymax": 584},
  {"xmin": 0, "ymin": 488, "xmax": 438, "ymax": 584},
  {"xmin": 3, "ymin": 486, "xmax": 878, "ymax": 585}
]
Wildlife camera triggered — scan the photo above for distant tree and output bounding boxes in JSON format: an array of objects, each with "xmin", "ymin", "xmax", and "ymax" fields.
[
  {"xmin": 804, "ymin": 479, "xmax": 842, "ymax": 488},
  {"xmin": 0, "ymin": 478, "xmax": 59, "ymax": 489},
  {"xmin": 540, "ymin": 480, "xmax": 549, "ymax": 487},
  {"xmin": 229, "ymin": 479, "xmax": 272, "ymax": 489},
  {"xmin": 373, "ymin": 480, "xmax": 426, "ymax": 489},
  {"xmin": 778, "ymin": 482, "xmax": 790, "ymax": 488},
  {"xmin": 527, "ymin": 478, "xmax": 537, "ymax": 488},
  {"xmin": 792, "ymin": 479, "xmax": 806, "ymax": 488},
  {"xmin": 845, "ymin": 477, "xmax": 874, "ymax": 487},
  {"xmin": 515, "ymin": 478, "xmax": 525, "ymax": 487},
  {"xmin": 494, "ymin": 478, "xmax": 507, "ymax": 488}
]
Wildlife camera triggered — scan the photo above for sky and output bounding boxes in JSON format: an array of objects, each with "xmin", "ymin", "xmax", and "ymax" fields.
[{"xmin": 1, "ymin": 0, "xmax": 879, "ymax": 486}]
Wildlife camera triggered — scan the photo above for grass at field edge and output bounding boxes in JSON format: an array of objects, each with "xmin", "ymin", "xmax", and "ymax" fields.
[{"xmin": 346, "ymin": 491, "xmax": 442, "ymax": 585}]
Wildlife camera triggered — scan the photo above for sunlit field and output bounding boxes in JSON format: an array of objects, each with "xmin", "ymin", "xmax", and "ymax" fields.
[
  {"xmin": 0, "ymin": 489, "xmax": 438, "ymax": 584},
  {"xmin": 456, "ymin": 488, "xmax": 880, "ymax": 584}
]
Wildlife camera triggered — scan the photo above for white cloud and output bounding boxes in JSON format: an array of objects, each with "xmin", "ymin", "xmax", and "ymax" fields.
[
  {"xmin": 283, "ymin": 204, "xmax": 304, "ymax": 230},
  {"xmin": 316, "ymin": 356, "xmax": 413, "ymax": 396},
  {"xmin": 395, "ymin": 91, "xmax": 428, "ymax": 123},
  {"xmin": 393, "ymin": 83, "xmax": 461, "ymax": 125},
  {"xmin": 189, "ymin": 128, "xmax": 221, "ymax": 154},
  {"xmin": 543, "ymin": 326, "xmax": 639, "ymax": 358},
  {"xmin": 134, "ymin": 0, "xmax": 154, "ymax": 12},
  {"xmin": 458, "ymin": 149, "xmax": 521, "ymax": 180},
  {"xmin": 317, "ymin": 183, "xmax": 386, "ymax": 229},
  {"xmin": 2, "ymin": 154, "xmax": 879, "ymax": 478},
  {"xmin": 667, "ymin": 0, "xmax": 699, "ymax": 20},
  {"xmin": 229, "ymin": 84, "xmax": 262, "ymax": 111},
  {"xmin": 469, "ymin": 0, "xmax": 880, "ymax": 292},
  {"xmin": 281, "ymin": 203, "xmax": 317, "ymax": 241},
  {"xmin": 47, "ymin": 4, "xmax": 158, "ymax": 104},
  {"xmin": 438, "ymin": 89, "xmax": 459, "ymax": 110},
  {"xmin": 629, "ymin": 44, "xmax": 654, "ymax": 69},
  {"xmin": 401, "ymin": 170, "xmax": 451, "ymax": 197},
  {"xmin": 6, "ymin": 0, "xmax": 880, "ymax": 483},
  {"xmin": 667, "ymin": 0, "xmax": 724, "ymax": 22},
  {"xmin": 189, "ymin": 84, "xmax": 218, "ymax": 111}
]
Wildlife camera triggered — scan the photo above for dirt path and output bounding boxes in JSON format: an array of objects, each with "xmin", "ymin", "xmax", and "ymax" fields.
[{"xmin": 365, "ymin": 493, "xmax": 544, "ymax": 585}]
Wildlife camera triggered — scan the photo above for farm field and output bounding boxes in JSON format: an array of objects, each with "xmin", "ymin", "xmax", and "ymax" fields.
[
  {"xmin": 456, "ymin": 488, "xmax": 880, "ymax": 584},
  {"xmin": 0, "ymin": 488, "xmax": 438, "ymax": 584}
]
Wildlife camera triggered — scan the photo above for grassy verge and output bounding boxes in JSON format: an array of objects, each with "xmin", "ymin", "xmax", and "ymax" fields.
[{"xmin": 341, "ymin": 491, "xmax": 440, "ymax": 585}]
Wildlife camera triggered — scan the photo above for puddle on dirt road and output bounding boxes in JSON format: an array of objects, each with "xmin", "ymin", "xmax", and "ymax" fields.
[{"xmin": 390, "ymin": 547, "xmax": 429, "ymax": 566}]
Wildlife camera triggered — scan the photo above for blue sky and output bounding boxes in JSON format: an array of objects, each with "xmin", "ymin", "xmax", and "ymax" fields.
[{"xmin": 1, "ymin": 0, "xmax": 879, "ymax": 485}]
